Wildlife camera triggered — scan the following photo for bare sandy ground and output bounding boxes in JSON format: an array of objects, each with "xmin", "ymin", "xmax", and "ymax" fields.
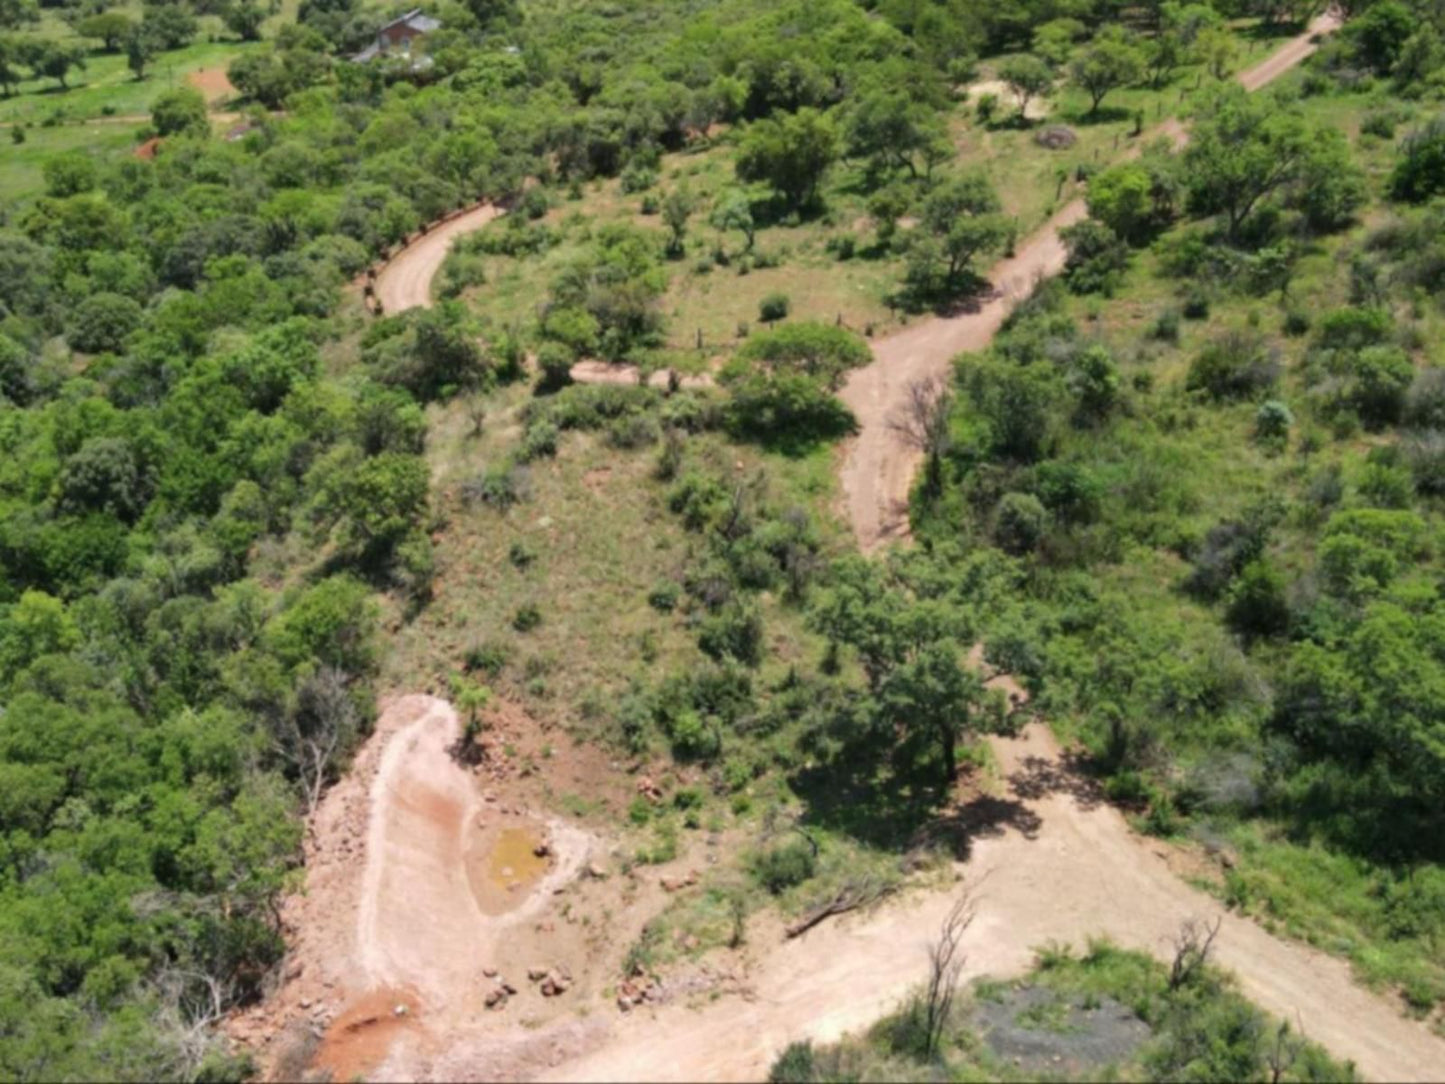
[
  {"xmin": 375, "ymin": 204, "xmax": 504, "ymax": 313},
  {"xmin": 965, "ymin": 79, "xmax": 1053, "ymax": 120},
  {"xmin": 541, "ymin": 705, "xmax": 1445, "ymax": 1083},
  {"xmin": 568, "ymin": 360, "xmax": 716, "ymax": 390},
  {"xmin": 838, "ymin": 13, "xmax": 1339, "ymax": 553}
]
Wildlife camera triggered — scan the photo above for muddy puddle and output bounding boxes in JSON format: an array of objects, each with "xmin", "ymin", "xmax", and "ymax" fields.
[{"xmin": 467, "ymin": 821, "xmax": 552, "ymax": 915}]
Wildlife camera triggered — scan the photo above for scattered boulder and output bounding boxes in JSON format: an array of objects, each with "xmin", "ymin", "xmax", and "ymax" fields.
[
  {"xmin": 1034, "ymin": 124, "xmax": 1077, "ymax": 150},
  {"xmin": 660, "ymin": 869, "xmax": 700, "ymax": 893},
  {"xmin": 586, "ymin": 862, "xmax": 608, "ymax": 880},
  {"xmin": 533, "ymin": 840, "xmax": 552, "ymax": 858},
  {"xmin": 527, "ymin": 966, "xmax": 549, "ymax": 982}
]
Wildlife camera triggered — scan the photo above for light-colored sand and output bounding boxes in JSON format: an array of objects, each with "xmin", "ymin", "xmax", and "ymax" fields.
[{"xmin": 374, "ymin": 204, "xmax": 504, "ymax": 313}]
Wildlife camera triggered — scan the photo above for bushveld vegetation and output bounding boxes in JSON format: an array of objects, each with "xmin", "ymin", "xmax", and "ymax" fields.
[{"xmin": 3, "ymin": 0, "xmax": 1445, "ymax": 1078}]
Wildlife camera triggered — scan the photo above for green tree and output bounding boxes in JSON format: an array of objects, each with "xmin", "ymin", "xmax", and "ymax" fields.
[
  {"xmin": 77, "ymin": 11, "xmax": 134, "ymax": 52},
  {"xmin": 880, "ymin": 639, "xmax": 985, "ymax": 782},
  {"xmin": 151, "ymin": 86, "xmax": 209, "ymax": 138},
  {"xmin": 906, "ymin": 173, "xmax": 1009, "ymax": 296},
  {"xmin": 0, "ymin": 37, "xmax": 24, "ymax": 97},
  {"xmin": 735, "ymin": 107, "xmax": 839, "ymax": 212},
  {"xmin": 1183, "ymin": 89, "xmax": 1312, "ymax": 240},
  {"xmin": 42, "ymin": 151, "xmax": 96, "ymax": 197},
  {"xmin": 1086, "ymin": 157, "xmax": 1179, "ymax": 244},
  {"xmin": 1195, "ymin": 26, "xmax": 1238, "ymax": 80},
  {"xmin": 140, "ymin": 2, "xmax": 197, "ymax": 49},
  {"xmin": 224, "ymin": 0, "xmax": 265, "ymax": 41},
  {"xmin": 68, "ymin": 292, "xmax": 143, "ymax": 353},
  {"xmin": 998, "ymin": 54, "xmax": 1052, "ymax": 124},
  {"xmin": 0, "ymin": 0, "xmax": 37, "ymax": 29},
  {"xmin": 1070, "ymin": 30, "xmax": 1145, "ymax": 114},
  {"xmin": 26, "ymin": 40, "xmax": 86, "ymax": 89},
  {"xmin": 0, "ymin": 590, "xmax": 79, "ymax": 683},
  {"xmin": 710, "ymin": 189, "xmax": 756, "ymax": 253},
  {"xmin": 306, "ymin": 448, "xmax": 430, "ymax": 568},
  {"xmin": 1391, "ymin": 118, "xmax": 1445, "ymax": 204},
  {"xmin": 124, "ymin": 25, "xmax": 157, "ymax": 79},
  {"xmin": 661, "ymin": 186, "xmax": 694, "ymax": 258},
  {"xmin": 845, "ymin": 87, "xmax": 950, "ymax": 181}
]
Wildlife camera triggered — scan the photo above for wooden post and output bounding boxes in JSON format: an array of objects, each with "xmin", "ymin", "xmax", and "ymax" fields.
[{"xmin": 696, "ymin": 327, "xmax": 703, "ymax": 350}]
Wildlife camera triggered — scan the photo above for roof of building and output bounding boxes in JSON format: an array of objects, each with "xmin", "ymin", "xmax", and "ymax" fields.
[{"xmin": 350, "ymin": 9, "xmax": 441, "ymax": 62}]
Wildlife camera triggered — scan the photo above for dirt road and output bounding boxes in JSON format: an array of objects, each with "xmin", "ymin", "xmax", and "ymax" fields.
[
  {"xmin": 541, "ymin": 713, "xmax": 1445, "ymax": 1083},
  {"xmin": 838, "ymin": 13, "xmax": 1339, "ymax": 552},
  {"xmin": 375, "ymin": 204, "xmax": 504, "ymax": 313}
]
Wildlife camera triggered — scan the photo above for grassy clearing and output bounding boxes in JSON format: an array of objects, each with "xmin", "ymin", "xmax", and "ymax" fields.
[
  {"xmin": 382, "ymin": 380, "xmax": 846, "ymax": 735},
  {"xmin": 0, "ymin": 39, "xmax": 253, "ymax": 126},
  {"xmin": 0, "ymin": 121, "xmax": 139, "ymax": 197}
]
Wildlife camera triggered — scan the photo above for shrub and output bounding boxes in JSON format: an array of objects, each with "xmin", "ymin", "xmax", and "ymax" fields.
[
  {"xmin": 508, "ymin": 539, "xmax": 537, "ymax": 568},
  {"xmin": 994, "ymin": 491, "xmax": 1048, "ymax": 555},
  {"xmin": 465, "ymin": 639, "xmax": 509, "ymax": 676},
  {"xmin": 1187, "ymin": 332, "xmax": 1278, "ymax": 401},
  {"xmin": 518, "ymin": 420, "xmax": 559, "ymax": 462},
  {"xmin": 734, "ymin": 322, "xmax": 870, "ymax": 389},
  {"xmin": 1254, "ymin": 400, "xmax": 1293, "ymax": 445},
  {"xmin": 607, "ymin": 413, "xmax": 660, "ymax": 449},
  {"xmin": 1182, "ymin": 288, "xmax": 1210, "ymax": 320},
  {"xmin": 648, "ymin": 580, "xmax": 681, "ymax": 612},
  {"xmin": 768, "ymin": 1042, "xmax": 817, "ymax": 1084},
  {"xmin": 519, "ymin": 185, "xmax": 549, "ymax": 220},
  {"xmin": 1149, "ymin": 308, "xmax": 1181, "ymax": 343},
  {"xmin": 1060, "ymin": 219, "xmax": 1129, "ymax": 296},
  {"xmin": 1226, "ymin": 560, "xmax": 1290, "ymax": 640},
  {"xmin": 1316, "ymin": 306, "xmax": 1393, "ymax": 351},
  {"xmin": 461, "ymin": 464, "xmax": 531, "ymax": 510},
  {"xmin": 1405, "ymin": 369, "xmax": 1445, "ymax": 429},
  {"xmin": 759, "ymin": 292, "xmax": 790, "ymax": 323},
  {"xmin": 1390, "ymin": 118, "xmax": 1445, "ymax": 203},
  {"xmin": 512, "ymin": 603, "xmax": 542, "ymax": 632},
  {"xmin": 750, "ymin": 840, "xmax": 817, "ymax": 894},
  {"xmin": 1404, "ymin": 431, "xmax": 1445, "ymax": 495},
  {"xmin": 723, "ymin": 371, "xmax": 856, "ymax": 445},
  {"xmin": 697, "ymin": 602, "xmax": 764, "ymax": 666},
  {"xmin": 620, "ymin": 163, "xmax": 658, "ymax": 193}
]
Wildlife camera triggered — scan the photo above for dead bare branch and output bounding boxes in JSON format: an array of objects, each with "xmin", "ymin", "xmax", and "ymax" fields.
[
  {"xmin": 784, "ymin": 874, "xmax": 896, "ymax": 939},
  {"xmin": 1168, "ymin": 915, "xmax": 1222, "ymax": 991},
  {"xmin": 922, "ymin": 890, "xmax": 974, "ymax": 1058}
]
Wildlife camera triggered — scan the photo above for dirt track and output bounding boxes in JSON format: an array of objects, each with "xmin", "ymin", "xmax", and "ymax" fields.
[
  {"xmin": 374, "ymin": 204, "xmax": 504, "ymax": 313},
  {"xmin": 838, "ymin": 13, "xmax": 1339, "ymax": 552},
  {"xmin": 542, "ymin": 710, "xmax": 1445, "ymax": 1083}
]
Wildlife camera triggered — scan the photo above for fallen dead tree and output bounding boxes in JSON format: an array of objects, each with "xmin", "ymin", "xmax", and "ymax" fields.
[{"xmin": 784, "ymin": 874, "xmax": 897, "ymax": 939}]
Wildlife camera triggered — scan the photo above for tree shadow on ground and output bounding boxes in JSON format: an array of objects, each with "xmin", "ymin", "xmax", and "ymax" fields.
[
  {"xmin": 1061, "ymin": 105, "xmax": 1135, "ymax": 128},
  {"xmin": 793, "ymin": 734, "xmax": 1115, "ymax": 861}
]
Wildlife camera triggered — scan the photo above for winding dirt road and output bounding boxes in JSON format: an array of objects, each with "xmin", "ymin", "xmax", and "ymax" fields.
[
  {"xmin": 374, "ymin": 204, "xmax": 504, "ymax": 313},
  {"xmin": 838, "ymin": 13, "xmax": 1340, "ymax": 552}
]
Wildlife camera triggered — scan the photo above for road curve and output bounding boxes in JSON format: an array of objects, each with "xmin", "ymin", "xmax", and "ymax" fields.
[
  {"xmin": 838, "ymin": 13, "xmax": 1340, "ymax": 553},
  {"xmin": 374, "ymin": 204, "xmax": 504, "ymax": 313}
]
